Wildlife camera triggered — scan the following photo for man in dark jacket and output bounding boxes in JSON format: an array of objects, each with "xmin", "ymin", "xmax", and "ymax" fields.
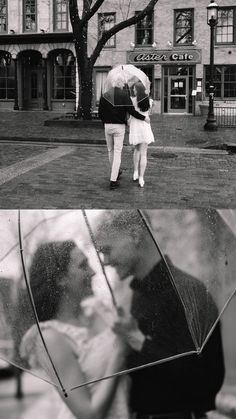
[
  {"xmin": 95, "ymin": 210, "xmax": 225, "ymax": 419},
  {"xmin": 98, "ymin": 87, "xmax": 149, "ymax": 190}
]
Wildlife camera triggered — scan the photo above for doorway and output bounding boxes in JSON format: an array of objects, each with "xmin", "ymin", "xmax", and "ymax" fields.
[
  {"xmin": 168, "ymin": 76, "xmax": 188, "ymax": 113},
  {"xmin": 21, "ymin": 51, "xmax": 43, "ymax": 110},
  {"xmin": 163, "ymin": 66, "xmax": 195, "ymax": 114}
]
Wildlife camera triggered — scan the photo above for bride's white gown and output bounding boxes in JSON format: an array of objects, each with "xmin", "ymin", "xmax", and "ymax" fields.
[{"xmin": 22, "ymin": 320, "xmax": 130, "ymax": 419}]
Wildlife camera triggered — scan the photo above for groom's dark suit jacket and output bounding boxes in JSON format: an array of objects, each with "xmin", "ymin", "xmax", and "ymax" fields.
[{"xmin": 128, "ymin": 257, "xmax": 225, "ymax": 416}]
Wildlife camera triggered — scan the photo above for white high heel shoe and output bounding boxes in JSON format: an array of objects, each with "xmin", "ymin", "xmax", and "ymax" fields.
[
  {"xmin": 139, "ymin": 177, "xmax": 145, "ymax": 187},
  {"xmin": 133, "ymin": 171, "xmax": 139, "ymax": 181}
]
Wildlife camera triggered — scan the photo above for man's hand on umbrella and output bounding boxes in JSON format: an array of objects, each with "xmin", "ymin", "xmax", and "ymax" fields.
[{"xmin": 112, "ymin": 307, "xmax": 145, "ymax": 351}]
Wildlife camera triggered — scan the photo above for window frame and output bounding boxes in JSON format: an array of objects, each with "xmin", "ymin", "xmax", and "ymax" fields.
[
  {"xmin": 98, "ymin": 12, "xmax": 116, "ymax": 48},
  {"xmin": 53, "ymin": 0, "xmax": 69, "ymax": 32},
  {"xmin": 174, "ymin": 8, "xmax": 194, "ymax": 47},
  {"xmin": 135, "ymin": 10, "xmax": 154, "ymax": 47},
  {"xmin": 204, "ymin": 65, "xmax": 236, "ymax": 99},
  {"xmin": 0, "ymin": 0, "xmax": 7, "ymax": 33},
  {"xmin": 0, "ymin": 52, "xmax": 15, "ymax": 101},
  {"xmin": 94, "ymin": 67, "xmax": 110, "ymax": 107},
  {"xmin": 216, "ymin": 7, "xmax": 236, "ymax": 45},
  {"xmin": 51, "ymin": 50, "xmax": 76, "ymax": 101},
  {"xmin": 23, "ymin": 0, "xmax": 37, "ymax": 33}
]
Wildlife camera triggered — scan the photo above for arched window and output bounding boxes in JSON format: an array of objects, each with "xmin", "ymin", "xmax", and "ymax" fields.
[
  {"xmin": 54, "ymin": 0, "xmax": 68, "ymax": 31},
  {"xmin": 51, "ymin": 50, "xmax": 76, "ymax": 100},
  {"xmin": 0, "ymin": 0, "xmax": 7, "ymax": 33},
  {"xmin": 0, "ymin": 52, "xmax": 14, "ymax": 100}
]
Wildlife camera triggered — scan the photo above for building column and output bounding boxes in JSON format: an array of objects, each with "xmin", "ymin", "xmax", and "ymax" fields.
[
  {"xmin": 13, "ymin": 58, "xmax": 19, "ymax": 110},
  {"xmin": 42, "ymin": 58, "xmax": 48, "ymax": 110}
]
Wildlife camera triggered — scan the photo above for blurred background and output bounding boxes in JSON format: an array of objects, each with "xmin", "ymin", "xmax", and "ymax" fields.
[{"xmin": 0, "ymin": 209, "xmax": 236, "ymax": 419}]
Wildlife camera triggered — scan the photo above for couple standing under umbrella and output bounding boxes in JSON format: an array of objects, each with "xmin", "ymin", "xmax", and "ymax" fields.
[
  {"xmin": 20, "ymin": 210, "xmax": 225, "ymax": 419},
  {"xmin": 98, "ymin": 65, "xmax": 155, "ymax": 190}
]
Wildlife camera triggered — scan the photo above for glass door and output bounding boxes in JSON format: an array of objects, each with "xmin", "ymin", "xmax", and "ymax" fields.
[{"xmin": 168, "ymin": 76, "xmax": 188, "ymax": 113}]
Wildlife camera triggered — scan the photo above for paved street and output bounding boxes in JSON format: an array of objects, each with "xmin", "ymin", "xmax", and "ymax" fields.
[
  {"xmin": 0, "ymin": 141, "xmax": 235, "ymax": 208},
  {"xmin": 0, "ymin": 112, "xmax": 235, "ymax": 208}
]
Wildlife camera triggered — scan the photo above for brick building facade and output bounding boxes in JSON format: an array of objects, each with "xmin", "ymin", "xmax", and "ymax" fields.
[{"xmin": 0, "ymin": 0, "xmax": 235, "ymax": 114}]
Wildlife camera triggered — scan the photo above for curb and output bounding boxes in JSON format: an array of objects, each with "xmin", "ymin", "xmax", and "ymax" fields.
[{"xmin": 0, "ymin": 136, "xmax": 106, "ymax": 145}]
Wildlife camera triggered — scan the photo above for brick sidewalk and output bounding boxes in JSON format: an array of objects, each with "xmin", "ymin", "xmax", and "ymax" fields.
[
  {"xmin": 0, "ymin": 111, "xmax": 236, "ymax": 148},
  {"xmin": 0, "ymin": 143, "xmax": 235, "ymax": 208}
]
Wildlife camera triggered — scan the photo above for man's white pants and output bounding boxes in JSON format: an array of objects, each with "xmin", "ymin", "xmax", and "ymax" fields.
[{"xmin": 104, "ymin": 124, "xmax": 126, "ymax": 181}]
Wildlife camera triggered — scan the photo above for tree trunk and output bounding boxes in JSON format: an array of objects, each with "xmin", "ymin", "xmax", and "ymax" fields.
[{"xmin": 77, "ymin": 68, "xmax": 93, "ymax": 120}]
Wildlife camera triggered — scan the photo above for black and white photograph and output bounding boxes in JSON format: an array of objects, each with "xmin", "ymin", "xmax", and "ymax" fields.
[
  {"xmin": 0, "ymin": 0, "xmax": 235, "ymax": 206},
  {"xmin": 0, "ymin": 209, "xmax": 236, "ymax": 419},
  {"xmin": 0, "ymin": 2, "xmax": 236, "ymax": 419}
]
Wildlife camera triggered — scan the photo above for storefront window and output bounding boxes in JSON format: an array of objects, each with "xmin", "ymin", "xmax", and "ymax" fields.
[
  {"xmin": 98, "ymin": 13, "xmax": 116, "ymax": 47},
  {"xmin": 0, "ymin": 0, "xmax": 7, "ymax": 33},
  {"xmin": 174, "ymin": 9, "xmax": 193, "ymax": 46},
  {"xmin": 0, "ymin": 52, "xmax": 14, "ymax": 100},
  {"xmin": 216, "ymin": 8, "xmax": 235, "ymax": 44},
  {"xmin": 23, "ymin": 0, "xmax": 36, "ymax": 32},
  {"xmin": 205, "ymin": 65, "xmax": 236, "ymax": 98},
  {"xmin": 135, "ymin": 11, "xmax": 153, "ymax": 46},
  {"xmin": 51, "ymin": 50, "xmax": 76, "ymax": 100},
  {"xmin": 54, "ymin": 0, "xmax": 68, "ymax": 31}
]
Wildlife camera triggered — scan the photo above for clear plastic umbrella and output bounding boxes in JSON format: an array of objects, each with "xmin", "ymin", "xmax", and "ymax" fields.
[
  {"xmin": 0, "ymin": 209, "xmax": 235, "ymax": 396},
  {"xmin": 103, "ymin": 64, "xmax": 151, "ymax": 106}
]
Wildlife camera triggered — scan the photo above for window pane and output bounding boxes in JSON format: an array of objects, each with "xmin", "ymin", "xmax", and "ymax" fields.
[
  {"xmin": 175, "ymin": 10, "xmax": 193, "ymax": 45},
  {"xmin": 24, "ymin": 0, "xmax": 37, "ymax": 31},
  {"xmin": 0, "ymin": 53, "xmax": 15, "ymax": 99},
  {"xmin": 0, "ymin": 0, "xmax": 7, "ymax": 32},
  {"xmin": 216, "ymin": 8, "xmax": 234, "ymax": 44},
  {"xmin": 98, "ymin": 13, "xmax": 115, "ymax": 47},
  {"xmin": 54, "ymin": 0, "xmax": 68, "ymax": 31},
  {"xmin": 52, "ymin": 51, "xmax": 76, "ymax": 100},
  {"xmin": 136, "ymin": 11, "xmax": 153, "ymax": 45}
]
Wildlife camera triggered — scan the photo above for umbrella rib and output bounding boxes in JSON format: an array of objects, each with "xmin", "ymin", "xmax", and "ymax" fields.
[
  {"xmin": 137, "ymin": 209, "xmax": 199, "ymax": 351},
  {"xmin": 17, "ymin": 210, "xmax": 68, "ymax": 398},
  {"xmin": 82, "ymin": 210, "xmax": 118, "ymax": 311},
  {"xmin": 70, "ymin": 349, "xmax": 197, "ymax": 391}
]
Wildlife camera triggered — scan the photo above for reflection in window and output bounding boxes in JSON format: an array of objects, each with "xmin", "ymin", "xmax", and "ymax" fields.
[
  {"xmin": 52, "ymin": 51, "xmax": 76, "ymax": 100},
  {"xmin": 136, "ymin": 11, "xmax": 153, "ymax": 45},
  {"xmin": 174, "ymin": 9, "xmax": 193, "ymax": 45},
  {"xmin": 24, "ymin": 0, "xmax": 36, "ymax": 32},
  {"xmin": 0, "ymin": 0, "xmax": 7, "ymax": 33},
  {"xmin": 216, "ymin": 8, "xmax": 234, "ymax": 44},
  {"xmin": 54, "ymin": 0, "xmax": 68, "ymax": 31},
  {"xmin": 0, "ymin": 52, "xmax": 15, "ymax": 100},
  {"xmin": 98, "ymin": 13, "xmax": 115, "ymax": 47},
  {"xmin": 205, "ymin": 65, "xmax": 236, "ymax": 98}
]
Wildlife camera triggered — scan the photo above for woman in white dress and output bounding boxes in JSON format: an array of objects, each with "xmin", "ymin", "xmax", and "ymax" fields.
[
  {"xmin": 129, "ymin": 82, "xmax": 155, "ymax": 187},
  {"xmin": 20, "ymin": 240, "xmax": 130, "ymax": 419}
]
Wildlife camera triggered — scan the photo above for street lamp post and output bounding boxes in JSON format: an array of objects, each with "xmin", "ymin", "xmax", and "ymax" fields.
[{"xmin": 204, "ymin": 0, "xmax": 219, "ymax": 131}]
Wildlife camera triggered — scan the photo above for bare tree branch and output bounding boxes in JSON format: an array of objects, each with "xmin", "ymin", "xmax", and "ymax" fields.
[
  {"xmin": 90, "ymin": 0, "xmax": 159, "ymax": 65},
  {"xmin": 82, "ymin": 0, "xmax": 105, "ymax": 23}
]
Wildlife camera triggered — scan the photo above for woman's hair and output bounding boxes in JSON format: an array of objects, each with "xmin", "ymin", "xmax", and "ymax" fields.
[
  {"xmin": 29, "ymin": 241, "xmax": 76, "ymax": 322},
  {"xmin": 135, "ymin": 82, "xmax": 150, "ymax": 112}
]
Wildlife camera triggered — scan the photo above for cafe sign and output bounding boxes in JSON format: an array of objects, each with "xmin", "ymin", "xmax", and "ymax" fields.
[{"xmin": 127, "ymin": 49, "xmax": 201, "ymax": 65}]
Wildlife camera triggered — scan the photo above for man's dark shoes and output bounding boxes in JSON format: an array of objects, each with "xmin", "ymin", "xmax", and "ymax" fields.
[
  {"xmin": 117, "ymin": 170, "xmax": 123, "ymax": 181},
  {"xmin": 110, "ymin": 180, "xmax": 120, "ymax": 190}
]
